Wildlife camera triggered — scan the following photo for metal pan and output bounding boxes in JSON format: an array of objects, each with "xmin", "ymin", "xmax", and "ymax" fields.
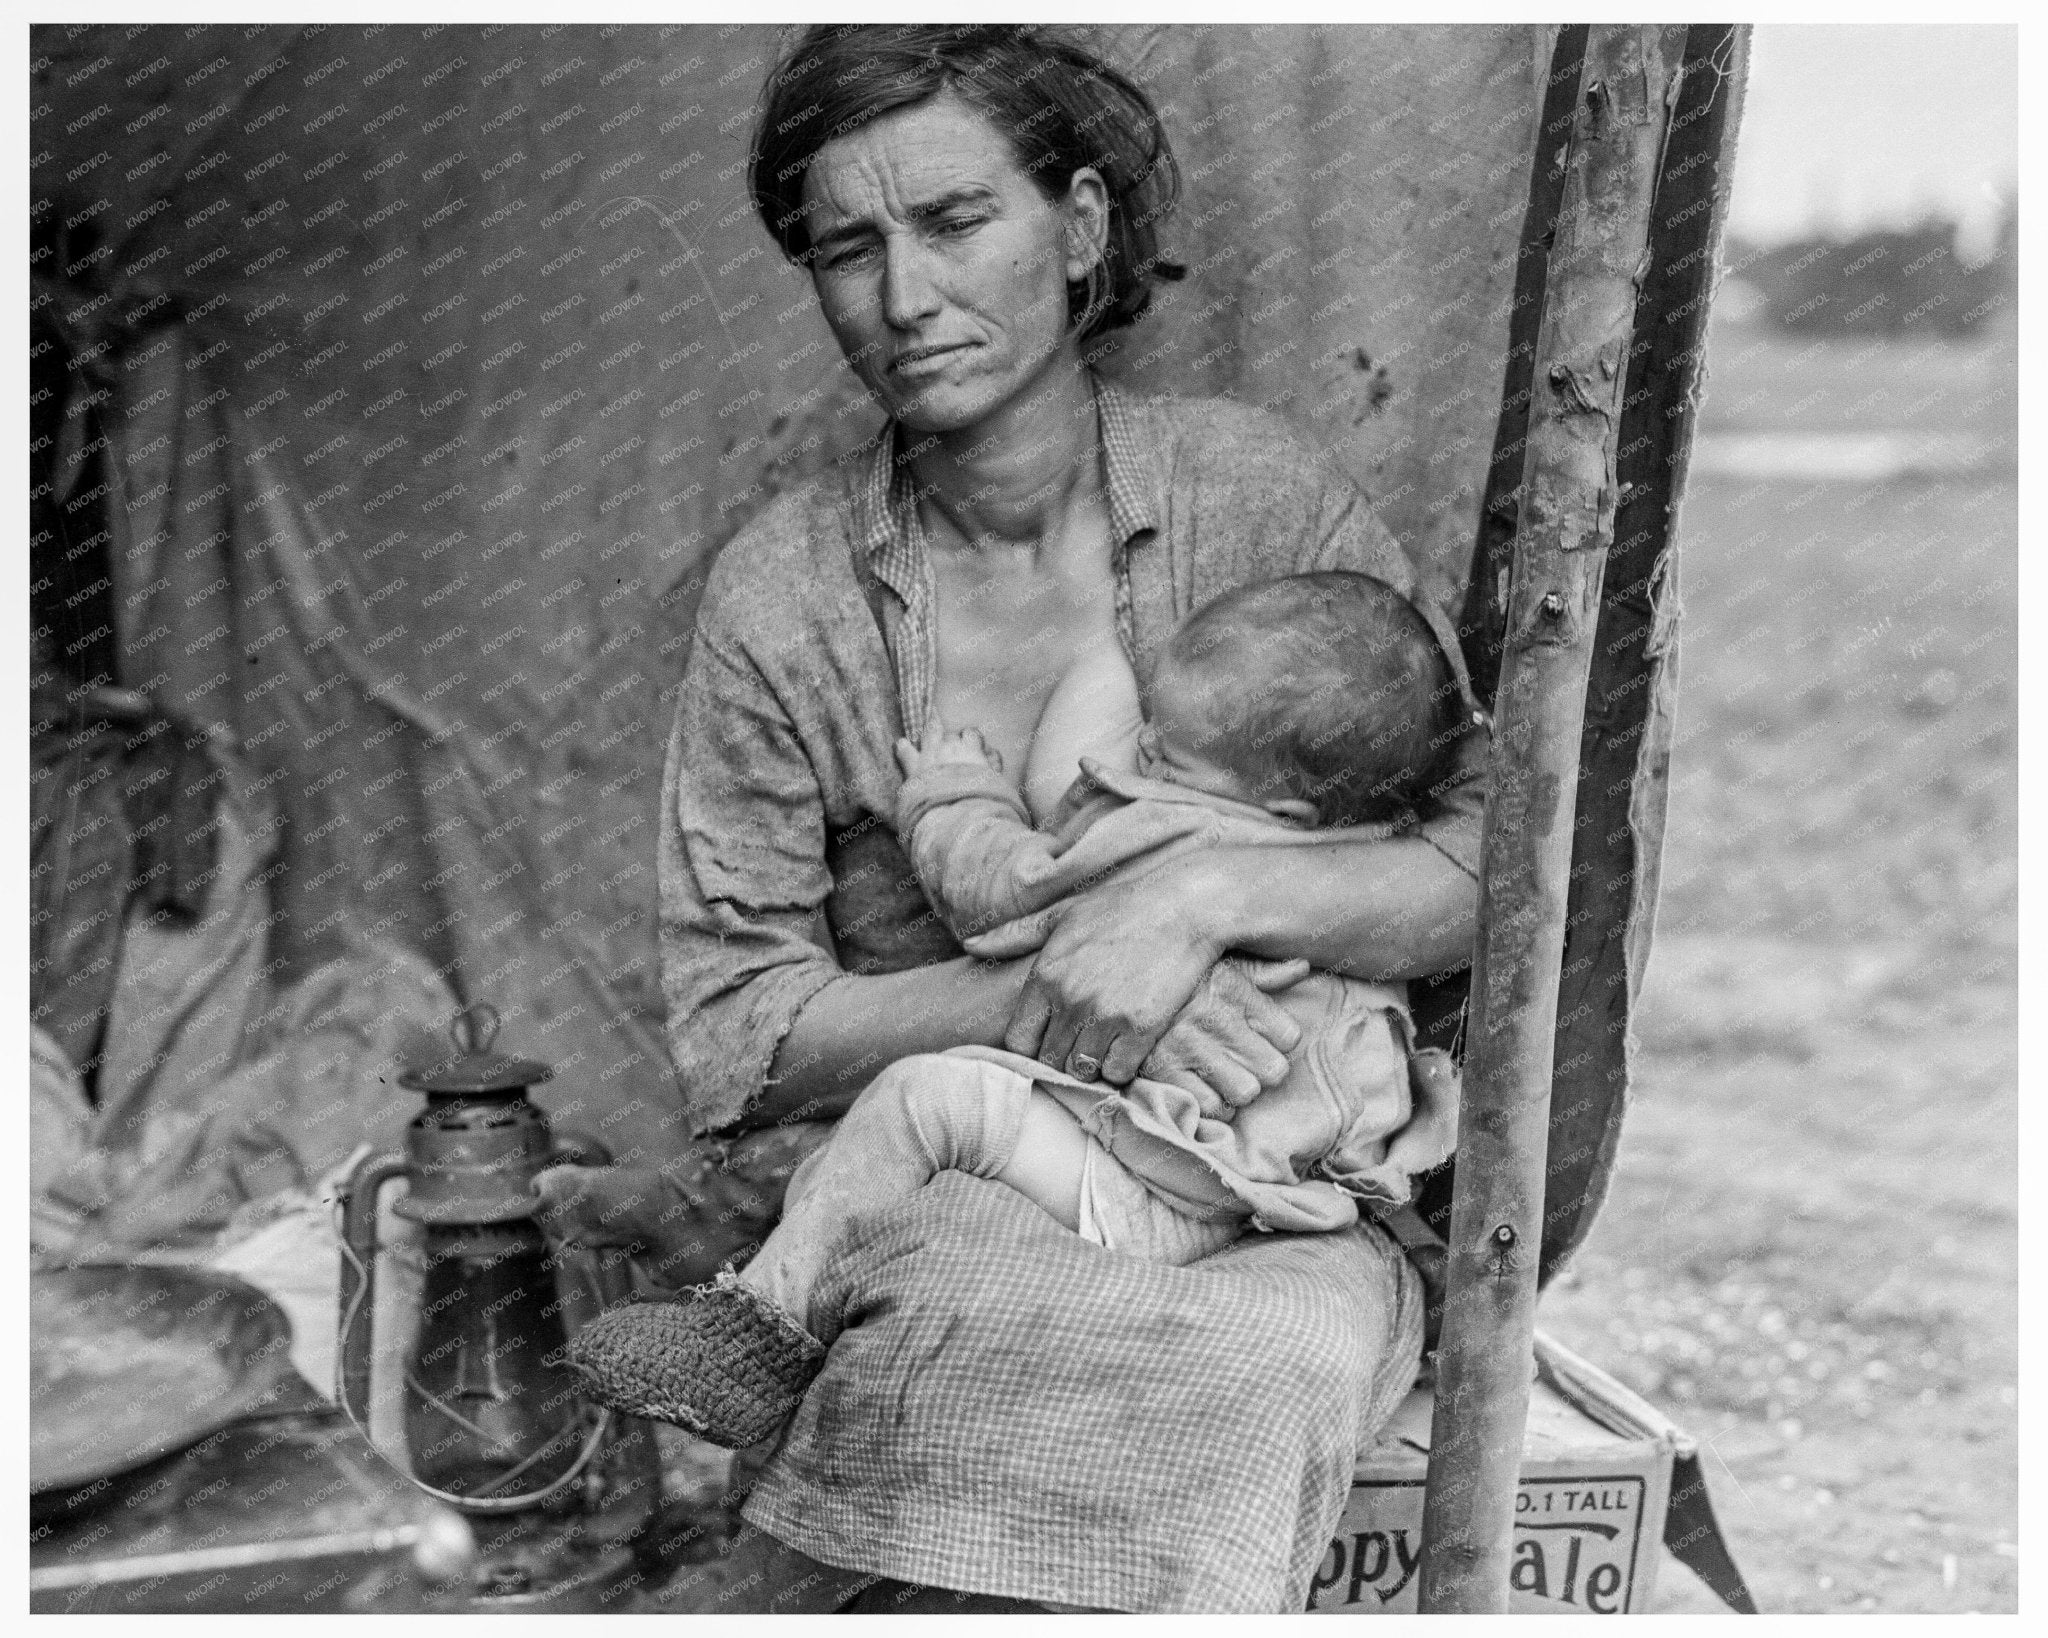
[{"xmin": 30, "ymin": 1263, "xmax": 303, "ymax": 1497}]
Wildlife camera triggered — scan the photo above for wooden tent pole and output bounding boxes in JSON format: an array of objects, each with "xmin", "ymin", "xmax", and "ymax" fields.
[{"xmin": 1415, "ymin": 25, "xmax": 1687, "ymax": 1614}]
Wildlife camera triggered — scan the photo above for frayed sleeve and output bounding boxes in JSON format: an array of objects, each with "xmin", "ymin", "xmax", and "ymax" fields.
[{"xmin": 657, "ymin": 624, "xmax": 843, "ymax": 1136}]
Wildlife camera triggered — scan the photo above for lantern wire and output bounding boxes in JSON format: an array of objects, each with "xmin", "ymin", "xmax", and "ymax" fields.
[{"xmin": 332, "ymin": 1208, "xmax": 614, "ymax": 1515}]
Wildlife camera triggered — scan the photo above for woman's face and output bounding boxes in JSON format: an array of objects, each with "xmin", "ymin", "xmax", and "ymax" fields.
[{"xmin": 800, "ymin": 91, "xmax": 1107, "ymax": 435}]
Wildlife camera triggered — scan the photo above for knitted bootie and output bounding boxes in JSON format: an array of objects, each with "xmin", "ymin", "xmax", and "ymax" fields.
[{"xmin": 565, "ymin": 1269, "xmax": 826, "ymax": 1448}]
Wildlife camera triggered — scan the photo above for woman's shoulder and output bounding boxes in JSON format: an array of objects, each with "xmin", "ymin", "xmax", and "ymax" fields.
[
  {"xmin": 1115, "ymin": 385, "xmax": 1351, "ymax": 489},
  {"xmin": 1108, "ymin": 384, "xmax": 1407, "ymax": 584}
]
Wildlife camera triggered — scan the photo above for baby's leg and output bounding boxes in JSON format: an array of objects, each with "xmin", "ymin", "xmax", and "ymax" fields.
[
  {"xmin": 738, "ymin": 1055, "xmax": 1092, "ymax": 1336},
  {"xmin": 989, "ymin": 1090, "xmax": 1090, "ymax": 1232},
  {"xmin": 1076, "ymin": 1146, "xmax": 1244, "ymax": 1267}
]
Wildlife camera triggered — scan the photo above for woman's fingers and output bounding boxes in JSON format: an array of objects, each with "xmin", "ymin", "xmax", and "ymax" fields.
[
  {"xmin": 1147, "ymin": 1061, "xmax": 1233, "ymax": 1120},
  {"xmin": 1219, "ymin": 962, "xmax": 1304, "ymax": 1057},
  {"xmin": 1195, "ymin": 1020, "xmax": 1287, "ymax": 1104},
  {"xmin": 1144, "ymin": 965, "xmax": 1296, "ymax": 1105},
  {"xmin": 1026, "ymin": 905, "xmax": 1214, "ymax": 1077},
  {"xmin": 1002, "ymin": 861, "xmax": 1226, "ymax": 1084},
  {"xmin": 1204, "ymin": 958, "xmax": 1302, "ymax": 1064},
  {"xmin": 1250, "ymin": 1002, "xmax": 1303, "ymax": 1059},
  {"xmin": 1020, "ymin": 976, "xmax": 1140, "ymax": 1086},
  {"xmin": 1142, "ymin": 1007, "xmax": 1265, "ymax": 1111},
  {"xmin": 1179, "ymin": 1030, "xmax": 1266, "ymax": 1106},
  {"xmin": 1037, "ymin": 1004, "xmax": 1088, "ymax": 1082},
  {"xmin": 1095, "ymin": 1027, "xmax": 1151, "ymax": 1088},
  {"xmin": 1239, "ymin": 956, "xmax": 1312, "ymax": 994},
  {"xmin": 1003, "ymin": 976, "xmax": 1056, "ymax": 1061},
  {"xmin": 1068, "ymin": 1017, "xmax": 1126, "ymax": 1083},
  {"xmin": 1006, "ymin": 946, "xmax": 1101, "ymax": 1073},
  {"xmin": 1014, "ymin": 942, "xmax": 1306, "ymax": 1102},
  {"xmin": 961, "ymin": 909, "xmax": 1057, "ymax": 960}
]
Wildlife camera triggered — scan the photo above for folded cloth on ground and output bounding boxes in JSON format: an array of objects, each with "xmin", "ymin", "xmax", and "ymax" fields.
[
  {"xmin": 29, "ymin": 928, "xmax": 454, "ymax": 1261},
  {"xmin": 32, "ymin": 1024, "xmax": 309, "ymax": 1258},
  {"xmin": 29, "ymin": 684, "xmax": 225, "ymax": 1087},
  {"xmin": 740, "ymin": 1170, "xmax": 1424, "ymax": 1613}
]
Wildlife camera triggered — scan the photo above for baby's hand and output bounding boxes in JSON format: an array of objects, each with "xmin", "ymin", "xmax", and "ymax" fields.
[{"xmin": 894, "ymin": 726, "xmax": 1004, "ymax": 780}]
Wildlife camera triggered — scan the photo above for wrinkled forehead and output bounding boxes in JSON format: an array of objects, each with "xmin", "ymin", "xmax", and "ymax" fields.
[{"xmin": 799, "ymin": 92, "xmax": 1029, "ymax": 234}]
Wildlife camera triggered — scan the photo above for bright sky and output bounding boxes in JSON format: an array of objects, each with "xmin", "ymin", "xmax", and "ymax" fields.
[{"xmin": 1727, "ymin": 25, "xmax": 2017, "ymax": 250}]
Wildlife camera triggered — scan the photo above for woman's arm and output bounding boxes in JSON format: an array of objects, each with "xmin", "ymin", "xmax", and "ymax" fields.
[
  {"xmin": 1189, "ymin": 830, "xmax": 1477, "ymax": 974},
  {"xmin": 1200, "ymin": 716, "xmax": 1487, "ymax": 977},
  {"xmin": 1006, "ymin": 828, "xmax": 1477, "ymax": 1084},
  {"xmin": 1008, "ymin": 702, "xmax": 1486, "ymax": 1084},
  {"xmin": 1010, "ymin": 689, "xmax": 1487, "ymax": 1084},
  {"xmin": 747, "ymin": 956, "xmax": 1032, "ymax": 1128}
]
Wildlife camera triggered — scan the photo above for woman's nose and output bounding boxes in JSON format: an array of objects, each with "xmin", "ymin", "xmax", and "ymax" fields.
[{"xmin": 880, "ymin": 240, "xmax": 944, "ymax": 329}]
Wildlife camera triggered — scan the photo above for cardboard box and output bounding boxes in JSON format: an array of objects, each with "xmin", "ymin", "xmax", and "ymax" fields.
[{"xmin": 1309, "ymin": 1331, "xmax": 1683, "ymax": 1614}]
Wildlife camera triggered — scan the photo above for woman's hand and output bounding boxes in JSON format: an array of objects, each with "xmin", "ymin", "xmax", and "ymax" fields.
[
  {"xmin": 1141, "ymin": 956, "xmax": 1311, "ymax": 1116},
  {"xmin": 531, "ymin": 1162, "xmax": 685, "ymax": 1254},
  {"xmin": 1003, "ymin": 858, "xmax": 1292, "ymax": 1086}
]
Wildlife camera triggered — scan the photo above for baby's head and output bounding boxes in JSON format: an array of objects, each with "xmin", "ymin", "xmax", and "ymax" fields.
[{"xmin": 1137, "ymin": 571, "xmax": 1463, "ymax": 827}]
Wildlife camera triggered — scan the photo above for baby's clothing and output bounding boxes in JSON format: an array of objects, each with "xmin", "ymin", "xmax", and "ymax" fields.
[
  {"xmin": 737, "ymin": 1049, "xmax": 1235, "ymax": 1344},
  {"xmin": 1074, "ymin": 1130, "xmax": 1241, "ymax": 1263},
  {"xmin": 895, "ymin": 757, "xmax": 1460, "ymax": 1232}
]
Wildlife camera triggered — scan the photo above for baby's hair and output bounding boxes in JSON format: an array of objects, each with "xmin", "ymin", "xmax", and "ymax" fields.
[{"xmin": 1148, "ymin": 572, "xmax": 1464, "ymax": 826}]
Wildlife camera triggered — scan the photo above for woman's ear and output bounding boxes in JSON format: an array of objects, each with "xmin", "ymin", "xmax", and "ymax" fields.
[{"xmin": 1062, "ymin": 166, "xmax": 1111, "ymax": 283}]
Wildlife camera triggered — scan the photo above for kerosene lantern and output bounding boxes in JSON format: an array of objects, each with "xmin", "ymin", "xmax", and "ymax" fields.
[{"xmin": 336, "ymin": 1004, "xmax": 663, "ymax": 1607}]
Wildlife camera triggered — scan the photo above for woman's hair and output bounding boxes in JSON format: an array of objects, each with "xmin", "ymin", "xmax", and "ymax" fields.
[
  {"xmin": 749, "ymin": 25, "xmax": 1186, "ymax": 344},
  {"xmin": 1148, "ymin": 573, "xmax": 1466, "ymax": 827}
]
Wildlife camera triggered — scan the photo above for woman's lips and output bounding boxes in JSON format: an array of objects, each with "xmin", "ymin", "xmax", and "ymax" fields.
[{"xmin": 888, "ymin": 342, "xmax": 972, "ymax": 378}]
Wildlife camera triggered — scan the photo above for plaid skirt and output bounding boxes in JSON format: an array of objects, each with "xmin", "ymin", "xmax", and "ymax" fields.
[{"xmin": 739, "ymin": 1169, "xmax": 1423, "ymax": 1613}]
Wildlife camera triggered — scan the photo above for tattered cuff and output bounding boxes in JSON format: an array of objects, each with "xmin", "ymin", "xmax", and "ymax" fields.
[{"xmin": 895, "ymin": 763, "xmax": 1031, "ymax": 847}]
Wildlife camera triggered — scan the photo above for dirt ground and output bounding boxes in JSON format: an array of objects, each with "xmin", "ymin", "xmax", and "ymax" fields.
[{"xmin": 1537, "ymin": 319, "xmax": 2019, "ymax": 1613}]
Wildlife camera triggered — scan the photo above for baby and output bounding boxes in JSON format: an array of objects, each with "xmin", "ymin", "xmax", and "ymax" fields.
[{"xmin": 569, "ymin": 571, "xmax": 1468, "ymax": 1448}]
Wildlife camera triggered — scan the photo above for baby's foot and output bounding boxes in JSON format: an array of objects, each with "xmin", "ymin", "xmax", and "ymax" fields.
[{"xmin": 566, "ymin": 1270, "xmax": 826, "ymax": 1449}]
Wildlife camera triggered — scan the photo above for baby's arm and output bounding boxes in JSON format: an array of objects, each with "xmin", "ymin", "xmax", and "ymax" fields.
[{"xmin": 894, "ymin": 729, "xmax": 1074, "ymax": 940}]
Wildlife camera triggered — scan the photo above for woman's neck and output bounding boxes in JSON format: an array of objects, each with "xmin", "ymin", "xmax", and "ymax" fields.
[{"xmin": 903, "ymin": 355, "xmax": 1100, "ymax": 552}]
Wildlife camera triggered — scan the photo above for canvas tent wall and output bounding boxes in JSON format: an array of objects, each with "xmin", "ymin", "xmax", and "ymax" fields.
[{"xmin": 31, "ymin": 23, "xmax": 1567, "ymax": 1172}]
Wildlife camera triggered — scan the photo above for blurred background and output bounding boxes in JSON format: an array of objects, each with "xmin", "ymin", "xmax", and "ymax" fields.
[{"xmin": 1538, "ymin": 23, "xmax": 2019, "ymax": 1614}]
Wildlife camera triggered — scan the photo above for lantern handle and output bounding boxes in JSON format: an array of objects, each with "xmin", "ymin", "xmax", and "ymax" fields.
[{"xmin": 449, "ymin": 1002, "xmax": 500, "ymax": 1056}]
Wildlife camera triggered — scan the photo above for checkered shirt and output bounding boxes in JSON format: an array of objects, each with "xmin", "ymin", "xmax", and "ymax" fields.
[{"xmin": 850, "ymin": 378, "xmax": 1156, "ymax": 742}]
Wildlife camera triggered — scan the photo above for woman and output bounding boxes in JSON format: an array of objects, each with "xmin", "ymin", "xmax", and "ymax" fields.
[{"xmin": 541, "ymin": 25, "xmax": 1487, "ymax": 1613}]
